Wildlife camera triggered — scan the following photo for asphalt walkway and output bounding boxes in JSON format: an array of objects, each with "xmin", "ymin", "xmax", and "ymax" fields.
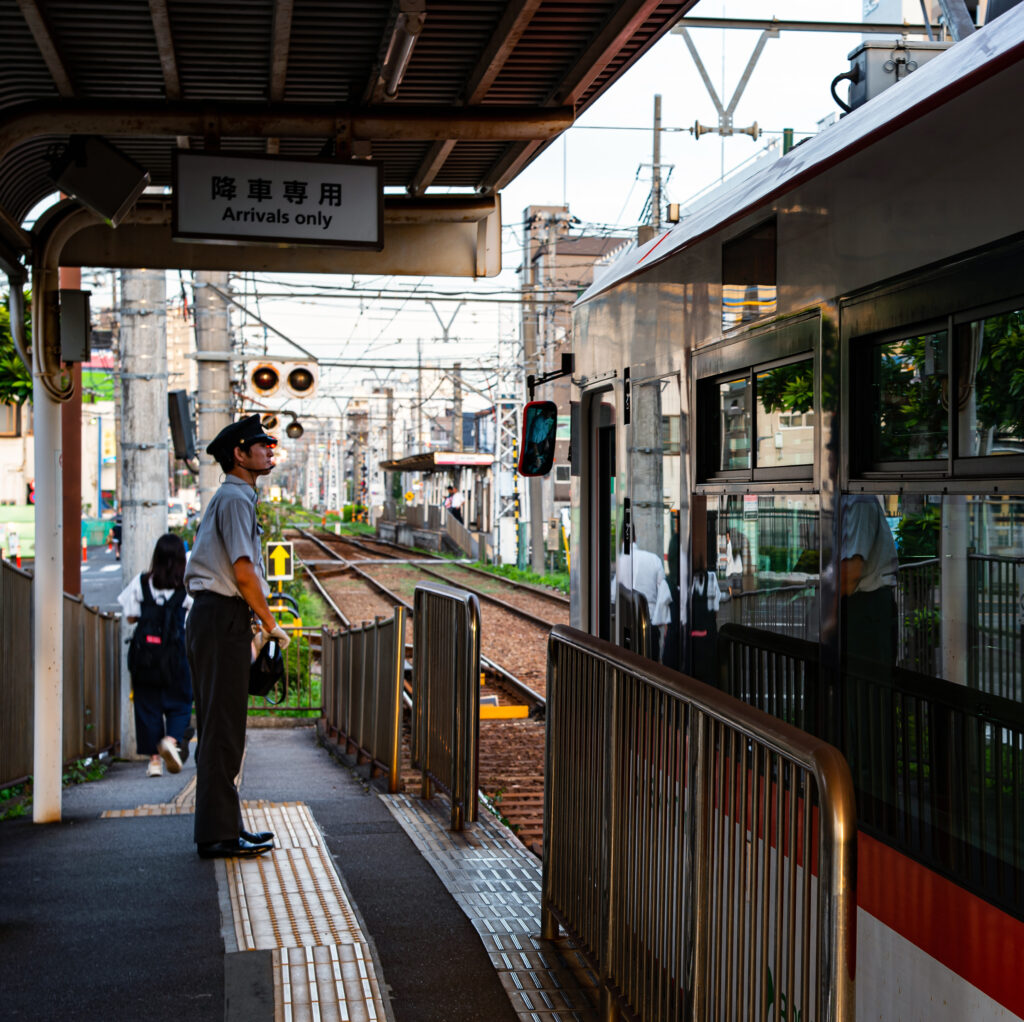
[{"xmin": 0, "ymin": 725, "xmax": 521, "ymax": 1022}]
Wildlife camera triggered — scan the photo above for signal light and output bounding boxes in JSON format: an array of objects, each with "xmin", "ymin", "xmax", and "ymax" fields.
[
  {"xmin": 261, "ymin": 413, "xmax": 279, "ymax": 431},
  {"xmin": 250, "ymin": 364, "xmax": 280, "ymax": 396},
  {"xmin": 286, "ymin": 420, "xmax": 304, "ymax": 439},
  {"xmin": 287, "ymin": 366, "xmax": 315, "ymax": 395}
]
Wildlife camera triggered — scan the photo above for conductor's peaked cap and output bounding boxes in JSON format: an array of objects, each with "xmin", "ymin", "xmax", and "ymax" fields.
[{"xmin": 206, "ymin": 414, "xmax": 277, "ymax": 460}]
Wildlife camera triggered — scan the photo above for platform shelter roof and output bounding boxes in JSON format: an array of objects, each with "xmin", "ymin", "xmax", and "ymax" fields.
[
  {"xmin": 0, "ymin": 0, "xmax": 696, "ymax": 269},
  {"xmin": 381, "ymin": 450, "xmax": 493, "ymax": 473}
]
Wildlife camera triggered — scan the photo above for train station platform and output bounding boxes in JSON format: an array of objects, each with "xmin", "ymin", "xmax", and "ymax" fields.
[{"xmin": 0, "ymin": 724, "xmax": 597, "ymax": 1022}]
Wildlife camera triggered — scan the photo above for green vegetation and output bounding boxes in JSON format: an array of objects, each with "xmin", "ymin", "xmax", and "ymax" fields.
[
  {"xmin": 0, "ymin": 289, "xmax": 32, "ymax": 408},
  {"xmin": 0, "ymin": 755, "xmax": 109, "ymax": 821},
  {"xmin": 471, "ymin": 560, "xmax": 569, "ymax": 595}
]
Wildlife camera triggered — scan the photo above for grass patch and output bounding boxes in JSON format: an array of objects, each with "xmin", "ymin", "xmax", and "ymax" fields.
[
  {"xmin": 469, "ymin": 561, "xmax": 569, "ymax": 595},
  {"xmin": 0, "ymin": 755, "xmax": 110, "ymax": 820}
]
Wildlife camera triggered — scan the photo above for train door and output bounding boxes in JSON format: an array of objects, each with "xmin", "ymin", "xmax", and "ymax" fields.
[
  {"xmin": 624, "ymin": 374, "xmax": 683, "ymax": 668},
  {"xmin": 586, "ymin": 389, "xmax": 617, "ymax": 640}
]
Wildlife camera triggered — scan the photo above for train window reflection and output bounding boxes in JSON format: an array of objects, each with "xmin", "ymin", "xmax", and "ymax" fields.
[
  {"xmin": 708, "ymin": 492, "xmax": 820, "ymax": 644},
  {"xmin": 717, "ymin": 377, "xmax": 750, "ymax": 470},
  {"xmin": 870, "ymin": 331, "xmax": 949, "ymax": 461},
  {"xmin": 755, "ymin": 359, "xmax": 814, "ymax": 468},
  {"xmin": 722, "ymin": 217, "xmax": 777, "ymax": 331},
  {"xmin": 625, "ymin": 376, "xmax": 682, "ymax": 669},
  {"xmin": 838, "ymin": 494, "xmax": 1024, "ymax": 903},
  {"xmin": 958, "ymin": 309, "xmax": 1024, "ymax": 458}
]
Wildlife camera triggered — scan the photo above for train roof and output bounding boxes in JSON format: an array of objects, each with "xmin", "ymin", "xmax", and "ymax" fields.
[{"xmin": 577, "ymin": 8, "xmax": 1024, "ymax": 305}]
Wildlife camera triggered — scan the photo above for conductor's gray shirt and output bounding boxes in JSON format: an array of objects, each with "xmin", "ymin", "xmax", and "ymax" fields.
[{"xmin": 184, "ymin": 475, "xmax": 268, "ymax": 599}]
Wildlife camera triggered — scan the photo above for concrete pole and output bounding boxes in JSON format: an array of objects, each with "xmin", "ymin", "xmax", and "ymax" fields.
[
  {"xmin": 60, "ymin": 266, "xmax": 82, "ymax": 595},
  {"xmin": 31, "ymin": 271, "xmax": 64, "ymax": 822},
  {"xmin": 118, "ymin": 269, "xmax": 169, "ymax": 757},
  {"xmin": 193, "ymin": 271, "xmax": 233, "ymax": 513}
]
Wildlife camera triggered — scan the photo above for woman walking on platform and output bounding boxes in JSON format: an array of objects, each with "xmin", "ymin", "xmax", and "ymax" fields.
[{"xmin": 118, "ymin": 533, "xmax": 194, "ymax": 777}]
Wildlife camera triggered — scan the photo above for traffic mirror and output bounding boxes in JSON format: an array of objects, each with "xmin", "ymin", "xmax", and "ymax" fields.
[{"xmin": 517, "ymin": 400, "xmax": 558, "ymax": 476}]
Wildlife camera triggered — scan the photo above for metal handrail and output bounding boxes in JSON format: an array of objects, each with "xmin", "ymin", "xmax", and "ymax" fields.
[
  {"xmin": 320, "ymin": 606, "xmax": 406, "ymax": 792},
  {"xmin": 543, "ymin": 625, "xmax": 856, "ymax": 1022},
  {"xmin": 412, "ymin": 581, "xmax": 480, "ymax": 831},
  {"xmin": 1, "ymin": 560, "xmax": 121, "ymax": 788}
]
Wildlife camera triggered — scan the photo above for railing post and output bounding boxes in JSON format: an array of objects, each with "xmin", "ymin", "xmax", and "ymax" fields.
[{"xmin": 387, "ymin": 606, "xmax": 406, "ymax": 793}]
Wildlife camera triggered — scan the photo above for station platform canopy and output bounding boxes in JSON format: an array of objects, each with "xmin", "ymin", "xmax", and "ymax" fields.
[
  {"xmin": 381, "ymin": 450, "xmax": 493, "ymax": 473},
  {"xmin": 0, "ymin": 0, "xmax": 696, "ymax": 278}
]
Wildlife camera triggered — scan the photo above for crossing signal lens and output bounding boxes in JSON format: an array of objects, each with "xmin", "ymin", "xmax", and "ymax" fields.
[
  {"xmin": 251, "ymin": 364, "xmax": 280, "ymax": 396},
  {"xmin": 261, "ymin": 413, "xmax": 279, "ymax": 430},
  {"xmin": 287, "ymin": 366, "xmax": 315, "ymax": 395},
  {"xmin": 286, "ymin": 420, "xmax": 304, "ymax": 439}
]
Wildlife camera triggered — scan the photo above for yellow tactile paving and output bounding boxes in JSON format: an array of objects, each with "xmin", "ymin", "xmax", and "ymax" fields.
[
  {"xmin": 100, "ymin": 777, "xmax": 388, "ymax": 1022},
  {"xmin": 222, "ymin": 802, "xmax": 389, "ymax": 1022},
  {"xmin": 274, "ymin": 943, "xmax": 384, "ymax": 1022}
]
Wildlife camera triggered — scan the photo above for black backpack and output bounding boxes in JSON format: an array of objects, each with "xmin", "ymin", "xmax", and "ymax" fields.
[{"xmin": 127, "ymin": 573, "xmax": 187, "ymax": 688}]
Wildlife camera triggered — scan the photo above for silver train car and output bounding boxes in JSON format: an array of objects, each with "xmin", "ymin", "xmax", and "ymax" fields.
[{"xmin": 568, "ymin": 12, "xmax": 1024, "ymax": 1020}]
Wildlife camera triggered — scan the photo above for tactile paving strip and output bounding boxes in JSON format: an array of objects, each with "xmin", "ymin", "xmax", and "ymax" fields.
[
  {"xmin": 382, "ymin": 793, "xmax": 599, "ymax": 1022},
  {"xmin": 223, "ymin": 802, "xmax": 390, "ymax": 1022}
]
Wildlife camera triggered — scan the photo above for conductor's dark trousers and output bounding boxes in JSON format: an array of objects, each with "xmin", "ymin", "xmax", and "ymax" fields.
[{"xmin": 186, "ymin": 592, "xmax": 252, "ymax": 845}]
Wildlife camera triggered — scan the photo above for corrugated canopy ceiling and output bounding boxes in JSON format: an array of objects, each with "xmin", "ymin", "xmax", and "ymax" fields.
[{"xmin": 0, "ymin": 0, "xmax": 696, "ymax": 231}]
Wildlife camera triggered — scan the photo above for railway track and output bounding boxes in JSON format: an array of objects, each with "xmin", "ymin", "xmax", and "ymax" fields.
[{"xmin": 288, "ymin": 525, "xmax": 549, "ymax": 852}]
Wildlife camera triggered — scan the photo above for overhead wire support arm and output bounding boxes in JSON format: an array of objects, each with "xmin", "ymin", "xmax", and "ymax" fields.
[
  {"xmin": 527, "ymin": 352, "xmax": 574, "ymax": 401},
  {"xmin": 199, "ymin": 280, "xmax": 318, "ymax": 361}
]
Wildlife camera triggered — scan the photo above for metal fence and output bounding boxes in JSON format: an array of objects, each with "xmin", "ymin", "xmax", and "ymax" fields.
[
  {"xmin": 1, "ymin": 560, "xmax": 121, "ymax": 788},
  {"xmin": 723, "ymin": 584, "xmax": 818, "ymax": 641},
  {"xmin": 718, "ymin": 620, "xmax": 1024, "ymax": 921},
  {"xmin": 969, "ymin": 554, "xmax": 1022, "ymax": 702},
  {"xmin": 543, "ymin": 625, "xmax": 856, "ymax": 1022},
  {"xmin": 321, "ymin": 608, "xmax": 406, "ymax": 791},
  {"xmin": 412, "ymin": 581, "xmax": 480, "ymax": 831}
]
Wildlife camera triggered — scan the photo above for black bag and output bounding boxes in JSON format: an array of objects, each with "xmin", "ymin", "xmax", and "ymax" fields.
[
  {"xmin": 127, "ymin": 574, "xmax": 186, "ymax": 688},
  {"xmin": 249, "ymin": 637, "xmax": 286, "ymax": 703}
]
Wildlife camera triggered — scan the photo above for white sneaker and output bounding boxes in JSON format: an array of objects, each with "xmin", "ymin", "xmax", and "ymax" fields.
[
  {"xmin": 158, "ymin": 737, "xmax": 182, "ymax": 774},
  {"xmin": 147, "ymin": 760, "xmax": 163, "ymax": 777}
]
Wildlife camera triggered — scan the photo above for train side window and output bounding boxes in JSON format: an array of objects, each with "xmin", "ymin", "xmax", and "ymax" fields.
[
  {"xmin": 868, "ymin": 330, "xmax": 949, "ymax": 464},
  {"xmin": 700, "ymin": 355, "xmax": 814, "ymax": 482},
  {"xmin": 756, "ymin": 361, "xmax": 815, "ymax": 469},
  {"xmin": 957, "ymin": 307, "xmax": 1024, "ymax": 459},
  {"xmin": 722, "ymin": 217, "xmax": 777, "ymax": 331},
  {"xmin": 852, "ymin": 305, "xmax": 1024, "ymax": 475},
  {"xmin": 717, "ymin": 376, "xmax": 751, "ymax": 471}
]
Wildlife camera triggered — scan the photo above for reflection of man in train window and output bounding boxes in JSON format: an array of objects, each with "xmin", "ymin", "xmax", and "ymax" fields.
[
  {"xmin": 618, "ymin": 527, "xmax": 673, "ymax": 660},
  {"xmin": 840, "ymin": 494, "xmax": 898, "ymax": 669}
]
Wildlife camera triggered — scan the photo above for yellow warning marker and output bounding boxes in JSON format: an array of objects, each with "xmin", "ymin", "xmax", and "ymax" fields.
[{"xmin": 480, "ymin": 704, "xmax": 529, "ymax": 720}]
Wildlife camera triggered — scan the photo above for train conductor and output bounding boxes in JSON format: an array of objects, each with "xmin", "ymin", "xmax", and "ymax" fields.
[{"xmin": 184, "ymin": 414, "xmax": 291, "ymax": 859}]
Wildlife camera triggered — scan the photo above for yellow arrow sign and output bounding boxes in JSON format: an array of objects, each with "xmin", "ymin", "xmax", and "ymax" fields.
[{"xmin": 266, "ymin": 541, "xmax": 293, "ymax": 581}]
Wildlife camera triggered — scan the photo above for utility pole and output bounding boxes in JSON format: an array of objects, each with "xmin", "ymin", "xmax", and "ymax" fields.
[
  {"xmin": 416, "ymin": 336, "xmax": 423, "ymax": 451},
  {"xmin": 119, "ymin": 268, "xmax": 169, "ymax": 757},
  {"xmin": 453, "ymin": 362, "xmax": 462, "ymax": 451},
  {"xmin": 652, "ymin": 94, "xmax": 663, "ymax": 229},
  {"xmin": 193, "ymin": 271, "xmax": 232, "ymax": 513}
]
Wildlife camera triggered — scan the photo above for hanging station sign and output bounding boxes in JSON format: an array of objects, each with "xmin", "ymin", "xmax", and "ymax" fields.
[{"xmin": 172, "ymin": 152, "xmax": 383, "ymax": 249}]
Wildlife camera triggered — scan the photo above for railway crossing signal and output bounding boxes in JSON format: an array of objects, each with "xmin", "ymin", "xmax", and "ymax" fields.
[{"xmin": 265, "ymin": 540, "xmax": 294, "ymax": 581}]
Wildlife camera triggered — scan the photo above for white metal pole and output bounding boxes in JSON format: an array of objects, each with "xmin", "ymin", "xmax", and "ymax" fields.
[{"xmin": 31, "ymin": 273, "xmax": 63, "ymax": 823}]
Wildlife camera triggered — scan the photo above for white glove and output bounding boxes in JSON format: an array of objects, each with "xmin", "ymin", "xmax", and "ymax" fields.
[{"xmin": 261, "ymin": 622, "xmax": 291, "ymax": 651}]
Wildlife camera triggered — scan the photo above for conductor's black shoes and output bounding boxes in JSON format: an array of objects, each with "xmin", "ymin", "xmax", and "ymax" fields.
[
  {"xmin": 196, "ymin": 838, "xmax": 272, "ymax": 859},
  {"xmin": 240, "ymin": 829, "xmax": 274, "ymax": 845}
]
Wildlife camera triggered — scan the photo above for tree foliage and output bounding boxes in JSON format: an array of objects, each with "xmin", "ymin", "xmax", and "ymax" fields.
[
  {"xmin": 757, "ymin": 361, "xmax": 814, "ymax": 415},
  {"xmin": 0, "ymin": 290, "xmax": 32, "ymax": 407}
]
